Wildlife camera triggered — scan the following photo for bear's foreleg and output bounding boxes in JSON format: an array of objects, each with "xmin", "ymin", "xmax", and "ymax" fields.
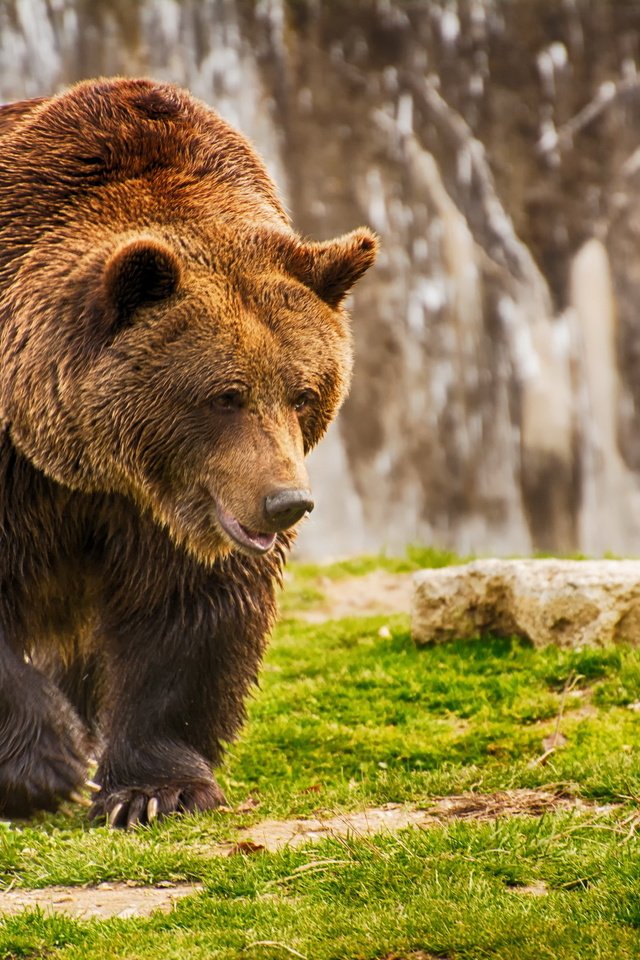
[{"xmin": 90, "ymin": 550, "xmax": 279, "ymax": 827}]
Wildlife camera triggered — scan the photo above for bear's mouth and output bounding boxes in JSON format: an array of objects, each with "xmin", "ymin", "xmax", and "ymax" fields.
[{"xmin": 215, "ymin": 503, "xmax": 276, "ymax": 555}]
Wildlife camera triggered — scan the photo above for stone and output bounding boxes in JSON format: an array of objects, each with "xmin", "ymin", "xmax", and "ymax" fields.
[{"xmin": 411, "ymin": 559, "xmax": 640, "ymax": 648}]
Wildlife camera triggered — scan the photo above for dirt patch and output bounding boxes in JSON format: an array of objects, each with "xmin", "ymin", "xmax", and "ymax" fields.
[
  {"xmin": 0, "ymin": 881, "xmax": 200, "ymax": 919},
  {"xmin": 299, "ymin": 570, "xmax": 414, "ymax": 622},
  {"xmin": 508, "ymin": 880, "xmax": 549, "ymax": 896},
  {"xmin": 233, "ymin": 789, "xmax": 605, "ymax": 853},
  {"xmin": 420, "ymin": 789, "xmax": 592, "ymax": 821},
  {"xmin": 0, "ymin": 790, "xmax": 610, "ymax": 919},
  {"xmin": 231, "ymin": 803, "xmax": 427, "ymax": 852},
  {"xmin": 379, "ymin": 953, "xmax": 447, "ymax": 960}
]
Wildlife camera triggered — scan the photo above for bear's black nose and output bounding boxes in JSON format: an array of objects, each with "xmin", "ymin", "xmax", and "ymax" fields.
[{"xmin": 263, "ymin": 489, "xmax": 314, "ymax": 531}]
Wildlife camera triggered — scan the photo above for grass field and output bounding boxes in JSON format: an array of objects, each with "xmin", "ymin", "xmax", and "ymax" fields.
[{"xmin": 1, "ymin": 551, "xmax": 639, "ymax": 959}]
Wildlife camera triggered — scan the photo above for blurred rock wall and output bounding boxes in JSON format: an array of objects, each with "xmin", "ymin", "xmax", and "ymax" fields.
[{"xmin": 2, "ymin": 0, "xmax": 640, "ymax": 558}]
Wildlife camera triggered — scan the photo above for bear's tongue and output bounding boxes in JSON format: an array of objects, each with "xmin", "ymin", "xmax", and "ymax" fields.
[{"xmin": 215, "ymin": 504, "xmax": 276, "ymax": 554}]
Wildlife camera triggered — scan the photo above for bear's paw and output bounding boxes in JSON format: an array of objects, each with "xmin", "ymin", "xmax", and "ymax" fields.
[{"xmin": 0, "ymin": 721, "xmax": 88, "ymax": 818}]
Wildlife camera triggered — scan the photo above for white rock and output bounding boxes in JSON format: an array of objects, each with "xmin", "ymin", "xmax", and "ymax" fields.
[{"xmin": 411, "ymin": 559, "xmax": 640, "ymax": 647}]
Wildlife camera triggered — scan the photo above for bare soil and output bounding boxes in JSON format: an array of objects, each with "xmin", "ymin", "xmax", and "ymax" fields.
[
  {"xmin": 0, "ymin": 881, "xmax": 200, "ymax": 919},
  {"xmin": 300, "ymin": 570, "xmax": 414, "ymax": 622}
]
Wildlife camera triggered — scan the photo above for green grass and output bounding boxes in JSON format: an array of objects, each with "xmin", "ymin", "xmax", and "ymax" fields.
[
  {"xmin": 227, "ymin": 617, "xmax": 640, "ymax": 815},
  {"xmin": 1, "ymin": 555, "xmax": 640, "ymax": 958},
  {"xmin": 291, "ymin": 544, "xmax": 465, "ymax": 580},
  {"xmin": 2, "ymin": 817, "xmax": 640, "ymax": 959}
]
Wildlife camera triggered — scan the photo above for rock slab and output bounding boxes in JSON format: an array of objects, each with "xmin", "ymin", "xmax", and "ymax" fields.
[{"xmin": 412, "ymin": 559, "xmax": 640, "ymax": 647}]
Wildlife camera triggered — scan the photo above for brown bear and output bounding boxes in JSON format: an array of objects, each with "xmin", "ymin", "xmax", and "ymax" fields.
[{"xmin": 0, "ymin": 77, "xmax": 377, "ymax": 827}]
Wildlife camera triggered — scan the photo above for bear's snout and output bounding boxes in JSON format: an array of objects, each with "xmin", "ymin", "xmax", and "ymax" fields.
[{"xmin": 263, "ymin": 488, "xmax": 314, "ymax": 532}]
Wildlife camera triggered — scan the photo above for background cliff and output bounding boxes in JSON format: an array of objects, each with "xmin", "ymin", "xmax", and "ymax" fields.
[{"xmin": 2, "ymin": 0, "xmax": 640, "ymax": 559}]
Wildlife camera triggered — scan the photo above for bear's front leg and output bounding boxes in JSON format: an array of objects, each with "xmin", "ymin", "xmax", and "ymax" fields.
[
  {"xmin": 91, "ymin": 549, "xmax": 277, "ymax": 828},
  {"xmin": 89, "ymin": 630, "xmax": 231, "ymax": 826},
  {"xmin": 0, "ymin": 631, "xmax": 89, "ymax": 817}
]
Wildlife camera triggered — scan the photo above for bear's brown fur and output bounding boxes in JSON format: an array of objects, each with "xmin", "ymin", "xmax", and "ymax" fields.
[{"xmin": 0, "ymin": 77, "xmax": 376, "ymax": 825}]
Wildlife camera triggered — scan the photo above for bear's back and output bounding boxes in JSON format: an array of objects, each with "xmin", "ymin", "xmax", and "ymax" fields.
[{"xmin": 0, "ymin": 77, "xmax": 288, "ymax": 284}]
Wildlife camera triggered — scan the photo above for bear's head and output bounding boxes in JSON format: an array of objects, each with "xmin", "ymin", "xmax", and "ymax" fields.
[
  {"xmin": 0, "ymin": 79, "xmax": 377, "ymax": 561},
  {"xmin": 79, "ymin": 225, "xmax": 377, "ymax": 559}
]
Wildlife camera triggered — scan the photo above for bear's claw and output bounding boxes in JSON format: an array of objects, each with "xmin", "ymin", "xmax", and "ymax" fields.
[{"xmin": 90, "ymin": 780, "xmax": 227, "ymax": 829}]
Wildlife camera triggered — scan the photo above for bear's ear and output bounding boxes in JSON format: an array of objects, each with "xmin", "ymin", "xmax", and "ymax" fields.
[
  {"xmin": 288, "ymin": 229, "xmax": 378, "ymax": 308},
  {"xmin": 104, "ymin": 237, "xmax": 181, "ymax": 324}
]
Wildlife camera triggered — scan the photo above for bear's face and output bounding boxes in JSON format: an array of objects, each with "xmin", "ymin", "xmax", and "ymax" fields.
[{"xmin": 57, "ymin": 225, "xmax": 378, "ymax": 561}]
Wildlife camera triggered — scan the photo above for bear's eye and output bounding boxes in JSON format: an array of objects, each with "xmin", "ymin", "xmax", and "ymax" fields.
[
  {"xmin": 212, "ymin": 390, "xmax": 246, "ymax": 412},
  {"xmin": 292, "ymin": 390, "xmax": 316, "ymax": 413}
]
